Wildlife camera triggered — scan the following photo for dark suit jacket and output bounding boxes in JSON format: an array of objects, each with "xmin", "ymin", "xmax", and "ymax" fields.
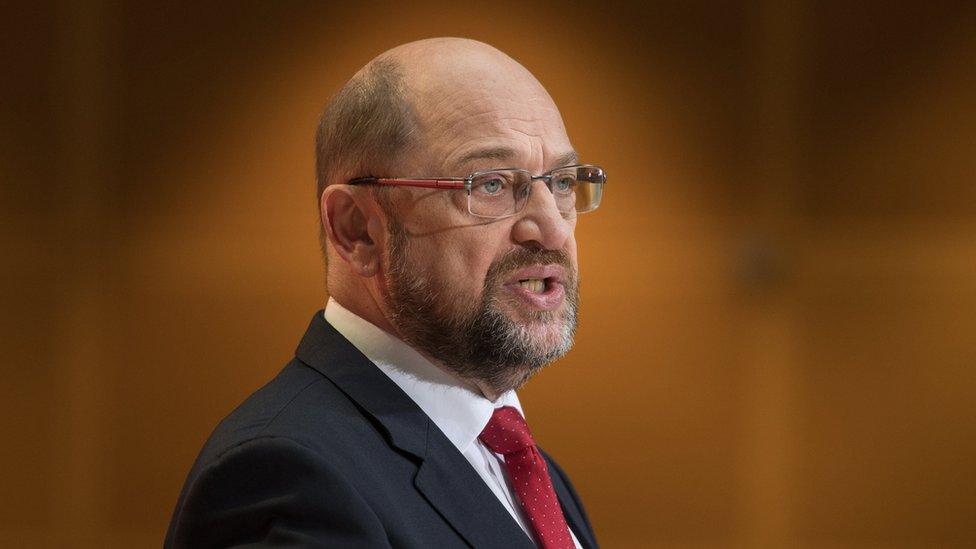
[{"xmin": 166, "ymin": 311, "xmax": 598, "ymax": 548}]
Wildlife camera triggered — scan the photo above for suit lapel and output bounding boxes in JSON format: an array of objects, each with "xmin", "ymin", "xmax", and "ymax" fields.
[
  {"xmin": 295, "ymin": 312, "xmax": 534, "ymax": 548},
  {"xmin": 414, "ymin": 422, "xmax": 535, "ymax": 548},
  {"xmin": 296, "ymin": 312, "xmax": 428, "ymax": 458}
]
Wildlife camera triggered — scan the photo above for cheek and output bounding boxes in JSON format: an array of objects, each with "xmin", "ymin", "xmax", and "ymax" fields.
[
  {"xmin": 439, "ymin": 232, "xmax": 508, "ymax": 294},
  {"xmin": 466, "ymin": 249, "xmax": 500, "ymax": 289},
  {"xmin": 448, "ymin": 189, "xmax": 469, "ymax": 213},
  {"xmin": 402, "ymin": 233, "xmax": 484, "ymax": 295}
]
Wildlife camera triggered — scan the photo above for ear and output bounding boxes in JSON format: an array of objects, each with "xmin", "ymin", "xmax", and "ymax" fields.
[{"xmin": 320, "ymin": 185, "xmax": 384, "ymax": 278}]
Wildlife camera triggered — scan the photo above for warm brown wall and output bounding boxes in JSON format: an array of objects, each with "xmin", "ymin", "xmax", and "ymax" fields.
[{"xmin": 2, "ymin": 1, "xmax": 975, "ymax": 547}]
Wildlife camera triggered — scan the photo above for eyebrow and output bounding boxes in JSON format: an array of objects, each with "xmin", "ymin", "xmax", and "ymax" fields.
[
  {"xmin": 456, "ymin": 147, "xmax": 580, "ymax": 172},
  {"xmin": 456, "ymin": 146, "xmax": 519, "ymax": 167},
  {"xmin": 551, "ymin": 150, "xmax": 579, "ymax": 169}
]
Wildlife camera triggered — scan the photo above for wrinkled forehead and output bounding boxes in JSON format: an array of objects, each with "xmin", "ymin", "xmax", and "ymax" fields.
[{"xmin": 405, "ymin": 54, "xmax": 574, "ymax": 174}]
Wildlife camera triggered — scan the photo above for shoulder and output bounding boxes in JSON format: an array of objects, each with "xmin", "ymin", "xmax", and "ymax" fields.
[
  {"xmin": 166, "ymin": 360, "xmax": 395, "ymax": 547},
  {"xmin": 193, "ymin": 359, "xmax": 367, "ymax": 465},
  {"xmin": 167, "ymin": 432, "xmax": 390, "ymax": 548}
]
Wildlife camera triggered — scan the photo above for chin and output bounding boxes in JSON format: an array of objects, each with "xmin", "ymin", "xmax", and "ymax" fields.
[
  {"xmin": 518, "ymin": 315, "xmax": 577, "ymax": 356},
  {"xmin": 523, "ymin": 320, "xmax": 570, "ymax": 348}
]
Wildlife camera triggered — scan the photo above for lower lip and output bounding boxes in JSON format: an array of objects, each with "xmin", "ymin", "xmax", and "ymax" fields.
[{"xmin": 504, "ymin": 281, "xmax": 565, "ymax": 311}]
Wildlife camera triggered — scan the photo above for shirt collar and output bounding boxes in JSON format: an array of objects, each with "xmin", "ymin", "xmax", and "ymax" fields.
[{"xmin": 323, "ymin": 297, "xmax": 524, "ymax": 453}]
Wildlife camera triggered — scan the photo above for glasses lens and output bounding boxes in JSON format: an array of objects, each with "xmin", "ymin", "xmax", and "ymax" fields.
[
  {"xmin": 467, "ymin": 166, "xmax": 605, "ymax": 218},
  {"xmin": 574, "ymin": 165, "xmax": 605, "ymax": 213},
  {"xmin": 469, "ymin": 170, "xmax": 527, "ymax": 218},
  {"xmin": 548, "ymin": 165, "xmax": 605, "ymax": 214}
]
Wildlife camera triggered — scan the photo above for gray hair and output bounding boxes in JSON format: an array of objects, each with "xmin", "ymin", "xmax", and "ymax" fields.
[{"xmin": 314, "ymin": 57, "xmax": 417, "ymax": 253}]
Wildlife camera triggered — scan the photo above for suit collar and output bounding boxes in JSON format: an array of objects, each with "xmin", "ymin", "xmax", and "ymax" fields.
[
  {"xmin": 294, "ymin": 311, "xmax": 535, "ymax": 548},
  {"xmin": 295, "ymin": 310, "xmax": 429, "ymax": 459}
]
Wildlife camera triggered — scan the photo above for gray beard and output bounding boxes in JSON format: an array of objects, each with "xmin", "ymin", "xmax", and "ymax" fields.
[{"xmin": 383, "ymin": 223, "xmax": 579, "ymax": 396}]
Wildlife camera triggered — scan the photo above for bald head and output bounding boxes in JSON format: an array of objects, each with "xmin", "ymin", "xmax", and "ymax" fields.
[{"xmin": 378, "ymin": 37, "xmax": 554, "ymax": 106}]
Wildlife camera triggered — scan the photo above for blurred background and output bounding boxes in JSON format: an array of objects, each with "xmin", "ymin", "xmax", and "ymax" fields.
[{"xmin": 2, "ymin": 1, "xmax": 975, "ymax": 547}]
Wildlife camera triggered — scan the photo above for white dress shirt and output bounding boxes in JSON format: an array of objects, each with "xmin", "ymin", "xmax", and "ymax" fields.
[{"xmin": 324, "ymin": 298, "xmax": 582, "ymax": 548}]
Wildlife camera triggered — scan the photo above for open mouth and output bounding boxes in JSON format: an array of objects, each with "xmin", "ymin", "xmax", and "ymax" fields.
[
  {"xmin": 501, "ymin": 264, "xmax": 568, "ymax": 311},
  {"xmin": 506, "ymin": 276, "xmax": 565, "ymax": 312},
  {"xmin": 517, "ymin": 277, "xmax": 550, "ymax": 294}
]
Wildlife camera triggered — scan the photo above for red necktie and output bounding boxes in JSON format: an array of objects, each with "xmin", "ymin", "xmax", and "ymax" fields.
[{"xmin": 479, "ymin": 406, "xmax": 575, "ymax": 549}]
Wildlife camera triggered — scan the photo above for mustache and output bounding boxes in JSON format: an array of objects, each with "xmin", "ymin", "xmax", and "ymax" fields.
[{"xmin": 483, "ymin": 248, "xmax": 575, "ymax": 288}]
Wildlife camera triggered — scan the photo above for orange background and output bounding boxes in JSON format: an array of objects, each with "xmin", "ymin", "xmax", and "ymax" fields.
[{"xmin": 2, "ymin": 1, "xmax": 975, "ymax": 547}]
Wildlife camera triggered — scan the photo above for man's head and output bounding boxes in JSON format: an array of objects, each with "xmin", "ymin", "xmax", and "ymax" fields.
[{"xmin": 317, "ymin": 38, "xmax": 585, "ymax": 399}]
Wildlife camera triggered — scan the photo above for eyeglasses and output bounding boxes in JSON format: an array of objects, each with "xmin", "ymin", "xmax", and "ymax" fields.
[{"xmin": 348, "ymin": 164, "xmax": 606, "ymax": 219}]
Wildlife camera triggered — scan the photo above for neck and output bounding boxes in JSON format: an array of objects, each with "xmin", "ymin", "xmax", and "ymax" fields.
[
  {"xmin": 472, "ymin": 379, "xmax": 502, "ymax": 401},
  {"xmin": 329, "ymin": 279, "xmax": 399, "ymax": 339}
]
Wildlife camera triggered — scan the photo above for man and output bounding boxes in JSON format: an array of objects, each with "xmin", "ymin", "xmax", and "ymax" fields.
[{"xmin": 166, "ymin": 37, "xmax": 605, "ymax": 548}]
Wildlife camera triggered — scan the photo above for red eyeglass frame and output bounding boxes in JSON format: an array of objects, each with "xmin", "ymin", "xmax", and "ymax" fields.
[
  {"xmin": 347, "ymin": 164, "xmax": 604, "ymax": 191},
  {"xmin": 346, "ymin": 164, "xmax": 606, "ymax": 218}
]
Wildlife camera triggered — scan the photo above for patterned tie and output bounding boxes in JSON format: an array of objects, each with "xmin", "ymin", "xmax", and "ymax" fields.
[{"xmin": 479, "ymin": 406, "xmax": 576, "ymax": 549}]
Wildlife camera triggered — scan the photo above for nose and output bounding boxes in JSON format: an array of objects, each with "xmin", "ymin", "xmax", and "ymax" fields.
[{"xmin": 510, "ymin": 179, "xmax": 574, "ymax": 250}]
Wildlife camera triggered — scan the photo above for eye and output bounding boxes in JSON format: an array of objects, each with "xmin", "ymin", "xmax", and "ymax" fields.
[
  {"xmin": 553, "ymin": 176, "xmax": 576, "ymax": 194},
  {"xmin": 475, "ymin": 177, "xmax": 506, "ymax": 196}
]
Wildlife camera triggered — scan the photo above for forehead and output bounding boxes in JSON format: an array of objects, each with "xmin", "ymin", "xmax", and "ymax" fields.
[{"xmin": 408, "ymin": 64, "xmax": 574, "ymax": 174}]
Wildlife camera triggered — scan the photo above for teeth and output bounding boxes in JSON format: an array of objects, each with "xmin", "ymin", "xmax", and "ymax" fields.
[{"xmin": 519, "ymin": 279, "xmax": 545, "ymax": 293}]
